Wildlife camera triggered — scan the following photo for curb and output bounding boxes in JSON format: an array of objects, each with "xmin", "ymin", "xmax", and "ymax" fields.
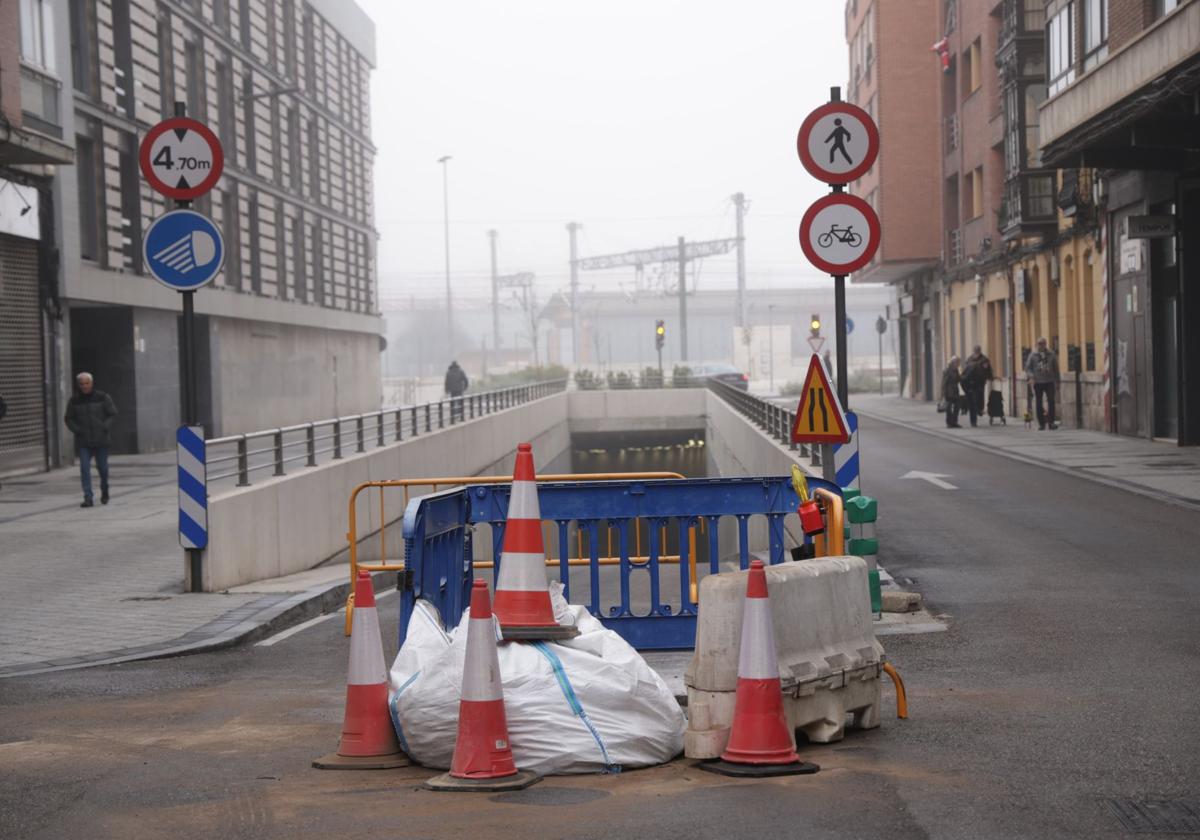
[
  {"xmin": 855, "ymin": 408, "xmax": 1200, "ymax": 515},
  {"xmin": 0, "ymin": 570, "xmax": 398, "ymax": 680}
]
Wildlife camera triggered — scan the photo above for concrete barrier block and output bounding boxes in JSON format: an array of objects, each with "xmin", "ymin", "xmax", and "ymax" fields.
[{"xmin": 684, "ymin": 557, "xmax": 884, "ymax": 758}]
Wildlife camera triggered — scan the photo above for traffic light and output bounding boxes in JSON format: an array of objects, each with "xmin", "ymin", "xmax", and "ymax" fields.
[
  {"xmin": 655, "ymin": 319, "xmax": 666, "ymax": 351},
  {"xmin": 810, "ymin": 314, "xmax": 822, "ymax": 337}
]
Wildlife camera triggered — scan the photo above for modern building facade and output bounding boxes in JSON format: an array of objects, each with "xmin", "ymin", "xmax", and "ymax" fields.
[
  {"xmin": 2, "ymin": 0, "xmax": 382, "ymax": 474},
  {"xmin": 1039, "ymin": 0, "xmax": 1200, "ymax": 444}
]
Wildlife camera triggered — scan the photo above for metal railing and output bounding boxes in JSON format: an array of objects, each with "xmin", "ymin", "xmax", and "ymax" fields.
[
  {"xmin": 343, "ymin": 471, "xmax": 686, "ymax": 634},
  {"xmin": 706, "ymin": 378, "xmax": 826, "ymax": 471},
  {"xmin": 399, "ymin": 474, "xmax": 843, "ymax": 650},
  {"xmin": 205, "ymin": 379, "xmax": 567, "ymax": 491}
]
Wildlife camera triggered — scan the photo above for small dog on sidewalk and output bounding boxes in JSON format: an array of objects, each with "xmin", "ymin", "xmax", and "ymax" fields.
[{"xmin": 1023, "ymin": 409, "xmax": 1034, "ymax": 429}]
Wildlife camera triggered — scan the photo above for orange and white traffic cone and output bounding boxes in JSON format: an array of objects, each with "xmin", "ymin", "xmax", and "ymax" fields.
[
  {"xmin": 426, "ymin": 579, "xmax": 541, "ymax": 791},
  {"xmin": 492, "ymin": 442, "xmax": 577, "ymax": 640},
  {"xmin": 701, "ymin": 560, "xmax": 819, "ymax": 777},
  {"xmin": 313, "ymin": 571, "xmax": 409, "ymax": 770}
]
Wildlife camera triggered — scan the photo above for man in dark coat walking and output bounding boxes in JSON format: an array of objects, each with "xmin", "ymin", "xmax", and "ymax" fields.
[
  {"xmin": 960, "ymin": 345, "xmax": 994, "ymax": 428},
  {"xmin": 444, "ymin": 360, "xmax": 469, "ymax": 422},
  {"xmin": 64, "ymin": 372, "xmax": 118, "ymax": 507}
]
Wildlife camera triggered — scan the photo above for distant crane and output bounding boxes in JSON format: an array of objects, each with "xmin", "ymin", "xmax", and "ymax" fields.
[{"xmin": 573, "ymin": 236, "xmax": 738, "ymax": 361}]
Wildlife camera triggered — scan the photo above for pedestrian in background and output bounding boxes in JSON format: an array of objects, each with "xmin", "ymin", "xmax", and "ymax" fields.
[
  {"xmin": 960, "ymin": 345, "xmax": 993, "ymax": 428},
  {"xmin": 1025, "ymin": 337, "xmax": 1060, "ymax": 430},
  {"xmin": 941, "ymin": 356, "xmax": 963, "ymax": 429},
  {"xmin": 444, "ymin": 360, "xmax": 468, "ymax": 422},
  {"xmin": 64, "ymin": 372, "xmax": 118, "ymax": 507}
]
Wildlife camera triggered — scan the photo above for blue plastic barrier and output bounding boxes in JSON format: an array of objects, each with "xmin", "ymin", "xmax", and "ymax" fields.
[{"xmin": 400, "ymin": 475, "xmax": 842, "ymax": 650}]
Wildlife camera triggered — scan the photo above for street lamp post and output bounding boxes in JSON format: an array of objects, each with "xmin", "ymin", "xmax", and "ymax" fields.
[
  {"xmin": 438, "ymin": 155, "xmax": 453, "ymax": 354},
  {"xmin": 768, "ymin": 303, "xmax": 776, "ymax": 394}
]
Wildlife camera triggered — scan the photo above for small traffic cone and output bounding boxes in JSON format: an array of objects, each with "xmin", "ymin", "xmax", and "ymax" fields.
[
  {"xmin": 492, "ymin": 442, "xmax": 577, "ymax": 640},
  {"xmin": 313, "ymin": 571, "xmax": 409, "ymax": 769},
  {"xmin": 700, "ymin": 560, "xmax": 819, "ymax": 777},
  {"xmin": 426, "ymin": 580, "xmax": 541, "ymax": 792}
]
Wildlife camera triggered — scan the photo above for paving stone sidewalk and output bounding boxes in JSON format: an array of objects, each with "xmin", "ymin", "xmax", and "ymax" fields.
[
  {"xmin": 849, "ymin": 393, "xmax": 1200, "ymax": 508},
  {"xmin": 0, "ymin": 454, "xmax": 353, "ymax": 678}
]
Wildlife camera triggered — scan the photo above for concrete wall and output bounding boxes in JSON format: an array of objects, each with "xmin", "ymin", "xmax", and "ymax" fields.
[
  {"xmin": 199, "ymin": 391, "xmax": 570, "ymax": 591},
  {"xmin": 705, "ymin": 391, "xmax": 809, "ymax": 560},
  {"xmin": 567, "ymin": 388, "xmax": 707, "ymax": 434},
  {"xmin": 209, "ymin": 317, "xmax": 381, "ymax": 437}
]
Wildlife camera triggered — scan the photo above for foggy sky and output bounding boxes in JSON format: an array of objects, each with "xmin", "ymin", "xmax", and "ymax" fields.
[{"xmin": 354, "ymin": 1, "xmax": 849, "ymax": 304}]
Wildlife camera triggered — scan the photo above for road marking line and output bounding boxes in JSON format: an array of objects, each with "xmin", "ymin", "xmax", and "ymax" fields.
[{"xmin": 255, "ymin": 589, "xmax": 397, "ymax": 647}]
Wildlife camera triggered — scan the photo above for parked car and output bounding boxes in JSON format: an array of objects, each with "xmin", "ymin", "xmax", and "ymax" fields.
[{"xmin": 693, "ymin": 363, "xmax": 750, "ymax": 391}]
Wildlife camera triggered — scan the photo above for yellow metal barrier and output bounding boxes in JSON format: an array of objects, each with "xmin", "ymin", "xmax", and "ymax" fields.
[{"xmin": 345, "ymin": 471, "xmax": 686, "ymax": 634}]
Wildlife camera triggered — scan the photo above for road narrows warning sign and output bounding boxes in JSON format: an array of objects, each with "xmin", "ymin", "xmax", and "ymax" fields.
[{"xmin": 790, "ymin": 354, "xmax": 851, "ymax": 444}]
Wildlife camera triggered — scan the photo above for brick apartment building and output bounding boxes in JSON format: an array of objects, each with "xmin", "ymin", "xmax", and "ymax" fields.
[
  {"xmin": 844, "ymin": 0, "xmax": 943, "ymax": 401},
  {"xmin": 847, "ymin": 0, "xmax": 1107, "ymax": 434}
]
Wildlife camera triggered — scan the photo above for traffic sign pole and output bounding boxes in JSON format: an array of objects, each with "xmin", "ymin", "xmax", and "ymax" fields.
[{"xmin": 175, "ymin": 102, "xmax": 202, "ymax": 591}]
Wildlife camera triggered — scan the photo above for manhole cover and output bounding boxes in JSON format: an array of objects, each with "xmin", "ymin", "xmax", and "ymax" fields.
[
  {"xmin": 489, "ymin": 787, "xmax": 610, "ymax": 807},
  {"xmin": 1106, "ymin": 798, "xmax": 1200, "ymax": 834}
]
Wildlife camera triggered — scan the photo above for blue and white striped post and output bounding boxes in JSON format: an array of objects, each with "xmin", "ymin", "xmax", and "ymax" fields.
[
  {"xmin": 833, "ymin": 410, "xmax": 859, "ymax": 491},
  {"xmin": 177, "ymin": 425, "xmax": 208, "ymax": 551}
]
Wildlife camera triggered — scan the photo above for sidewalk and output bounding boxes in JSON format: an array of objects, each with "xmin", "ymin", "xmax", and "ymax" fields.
[
  {"xmin": 0, "ymin": 453, "xmax": 365, "ymax": 678},
  {"xmin": 850, "ymin": 394, "xmax": 1200, "ymax": 508}
]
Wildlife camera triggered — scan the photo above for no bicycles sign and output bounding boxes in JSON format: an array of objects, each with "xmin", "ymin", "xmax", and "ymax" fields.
[{"xmin": 798, "ymin": 193, "xmax": 880, "ymax": 276}]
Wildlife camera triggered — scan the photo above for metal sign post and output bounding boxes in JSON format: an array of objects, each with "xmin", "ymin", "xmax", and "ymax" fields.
[
  {"xmin": 140, "ymin": 102, "xmax": 224, "ymax": 592},
  {"xmin": 796, "ymin": 87, "xmax": 882, "ymax": 417}
]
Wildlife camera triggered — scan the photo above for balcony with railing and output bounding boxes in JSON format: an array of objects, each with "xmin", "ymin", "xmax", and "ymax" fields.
[
  {"xmin": 999, "ymin": 0, "xmax": 1047, "ymax": 49},
  {"xmin": 948, "ymin": 227, "xmax": 964, "ymax": 266},
  {"xmin": 1000, "ymin": 171, "xmax": 1058, "ymax": 238},
  {"xmin": 19, "ymin": 63, "xmax": 63, "ymax": 139}
]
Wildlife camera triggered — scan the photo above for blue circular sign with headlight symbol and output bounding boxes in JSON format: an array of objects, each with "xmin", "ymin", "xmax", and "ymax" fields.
[{"xmin": 142, "ymin": 209, "xmax": 224, "ymax": 291}]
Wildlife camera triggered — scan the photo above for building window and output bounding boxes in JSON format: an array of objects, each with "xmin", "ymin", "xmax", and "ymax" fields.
[
  {"xmin": 76, "ymin": 133, "xmax": 101, "ymax": 262},
  {"xmin": 282, "ymin": 0, "xmax": 297, "ymax": 77},
  {"xmin": 222, "ymin": 187, "xmax": 240, "ymax": 289},
  {"xmin": 216, "ymin": 57, "xmax": 235, "ymax": 160},
  {"xmin": 242, "ymin": 74, "xmax": 257, "ymax": 171},
  {"xmin": 1027, "ymin": 174, "xmax": 1055, "ymax": 218},
  {"xmin": 118, "ymin": 131, "xmax": 142, "ymax": 273},
  {"xmin": 213, "ymin": 0, "xmax": 229, "ymax": 31},
  {"xmin": 1156, "ymin": 0, "xmax": 1180, "ymax": 18},
  {"xmin": 292, "ymin": 215, "xmax": 307, "ymax": 302},
  {"xmin": 1047, "ymin": 5, "xmax": 1075, "ymax": 96},
  {"xmin": 248, "ymin": 191, "xmax": 261, "ymax": 294},
  {"xmin": 1083, "ymin": 0, "xmax": 1107, "ymax": 70},
  {"xmin": 19, "ymin": 0, "xmax": 56, "ymax": 70},
  {"xmin": 184, "ymin": 35, "xmax": 204, "ymax": 120},
  {"xmin": 68, "ymin": 0, "xmax": 96, "ymax": 94},
  {"xmin": 965, "ymin": 166, "xmax": 984, "ymax": 220},
  {"xmin": 963, "ymin": 38, "xmax": 982, "ymax": 96}
]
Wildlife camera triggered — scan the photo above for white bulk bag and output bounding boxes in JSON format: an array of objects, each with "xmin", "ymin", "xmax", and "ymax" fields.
[{"xmin": 388, "ymin": 587, "xmax": 685, "ymax": 775}]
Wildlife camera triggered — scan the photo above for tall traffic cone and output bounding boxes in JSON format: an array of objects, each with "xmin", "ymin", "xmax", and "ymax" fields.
[
  {"xmin": 700, "ymin": 560, "xmax": 819, "ymax": 777},
  {"xmin": 313, "ymin": 571, "xmax": 409, "ymax": 769},
  {"xmin": 492, "ymin": 442, "xmax": 578, "ymax": 640},
  {"xmin": 426, "ymin": 580, "xmax": 541, "ymax": 791}
]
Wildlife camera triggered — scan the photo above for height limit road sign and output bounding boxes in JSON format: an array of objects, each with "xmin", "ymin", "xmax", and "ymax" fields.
[
  {"xmin": 799, "ymin": 193, "xmax": 881, "ymax": 276},
  {"xmin": 791, "ymin": 354, "xmax": 851, "ymax": 444},
  {"xmin": 796, "ymin": 101, "xmax": 879, "ymax": 184},
  {"xmin": 139, "ymin": 117, "xmax": 224, "ymax": 200}
]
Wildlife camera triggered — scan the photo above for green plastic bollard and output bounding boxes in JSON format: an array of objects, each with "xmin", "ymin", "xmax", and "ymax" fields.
[{"xmin": 868, "ymin": 569, "xmax": 882, "ymax": 617}]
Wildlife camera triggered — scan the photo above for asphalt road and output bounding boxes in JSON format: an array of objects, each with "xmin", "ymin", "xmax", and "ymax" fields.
[{"xmin": 3, "ymin": 416, "xmax": 1199, "ymax": 839}]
